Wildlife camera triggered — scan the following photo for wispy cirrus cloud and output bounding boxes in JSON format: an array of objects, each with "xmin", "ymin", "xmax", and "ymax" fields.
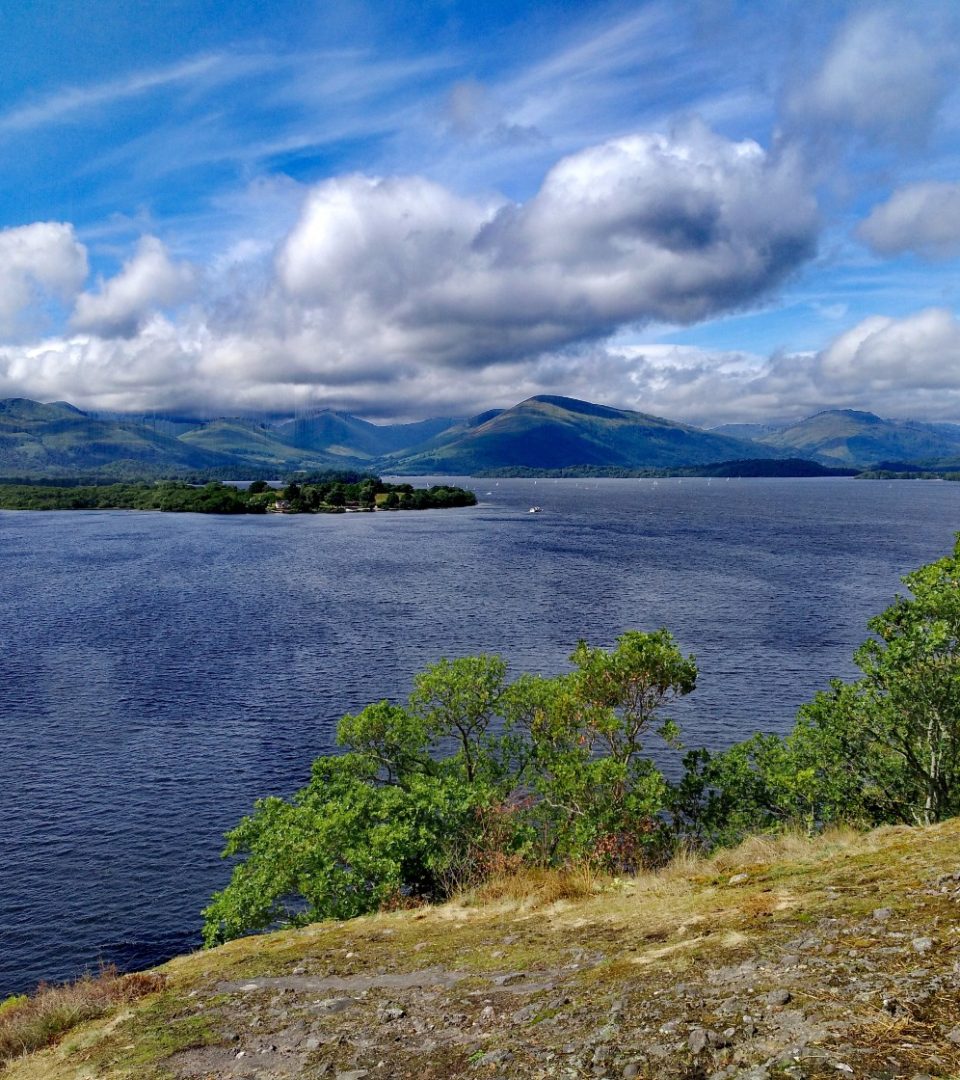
[{"xmin": 0, "ymin": 55, "xmax": 233, "ymax": 136}]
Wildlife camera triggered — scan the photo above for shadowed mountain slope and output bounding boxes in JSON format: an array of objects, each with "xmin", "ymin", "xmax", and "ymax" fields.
[
  {"xmin": 758, "ymin": 409, "xmax": 960, "ymax": 467},
  {"xmin": 274, "ymin": 411, "xmax": 460, "ymax": 460},
  {"xmin": 178, "ymin": 419, "xmax": 345, "ymax": 470},
  {"xmin": 387, "ymin": 395, "xmax": 779, "ymax": 473},
  {"xmin": 0, "ymin": 399, "xmax": 239, "ymax": 478}
]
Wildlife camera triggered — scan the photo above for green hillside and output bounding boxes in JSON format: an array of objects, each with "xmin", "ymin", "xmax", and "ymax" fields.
[
  {"xmin": 388, "ymin": 395, "xmax": 779, "ymax": 473},
  {"xmin": 178, "ymin": 419, "xmax": 346, "ymax": 470},
  {"xmin": 275, "ymin": 411, "xmax": 460, "ymax": 459},
  {"xmin": 0, "ymin": 399, "xmax": 237, "ymax": 478},
  {"xmin": 8, "ymin": 396, "xmax": 960, "ymax": 480},
  {"xmin": 759, "ymin": 409, "xmax": 960, "ymax": 467}
]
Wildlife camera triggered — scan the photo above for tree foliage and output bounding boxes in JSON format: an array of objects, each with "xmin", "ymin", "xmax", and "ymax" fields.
[
  {"xmin": 204, "ymin": 537, "xmax": 960, "ymax": 947},
  {"xmin": 0, "ymin": 477, "xmax": 476, "ymax": 514},
  {"xmin": 675, "ymin": 535, "xmax": 960, "ymax": 841},
  {"xmin": 203, "ymin": 631, "xmax": 696, "ymax": 945}
]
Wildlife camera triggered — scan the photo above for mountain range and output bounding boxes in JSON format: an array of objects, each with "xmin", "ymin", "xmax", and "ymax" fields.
[{"xmin": 3, "ymin": 395, "xmax": 960, "ymax": 480}]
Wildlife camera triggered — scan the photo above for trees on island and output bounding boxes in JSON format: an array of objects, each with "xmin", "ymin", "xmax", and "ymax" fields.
[
  {"xmin": 0, "ymin": 477, "xmax": 477, "ymax": 514},
  {"xmin": 203, "ymin": 535, "xmax": 960, "ymax": 946}
]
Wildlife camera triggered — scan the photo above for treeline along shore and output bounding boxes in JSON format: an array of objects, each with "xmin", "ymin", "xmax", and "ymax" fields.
[{"xmin": 0, "ymin": 474, "xmax": 477, "ymax": 514}]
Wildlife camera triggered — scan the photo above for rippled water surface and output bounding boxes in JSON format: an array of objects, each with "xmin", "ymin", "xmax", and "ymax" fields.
[{"xmin": 2, "ymin": 477, "xmax": 958, "ymax": 994}]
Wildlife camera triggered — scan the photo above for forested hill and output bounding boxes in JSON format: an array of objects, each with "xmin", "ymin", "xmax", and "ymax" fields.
[{"xmin": 4, "ymin": 395, "xmax": 960, "ymax": 478}]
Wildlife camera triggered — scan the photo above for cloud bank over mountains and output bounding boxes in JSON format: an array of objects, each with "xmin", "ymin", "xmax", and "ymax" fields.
[
  {"xmin": 0, "ymin": 3, "xmax": 958, "ymax": 424},
  {"xmin": 0, "ymin": 125, "xmax": 824, "ymax": 418}
]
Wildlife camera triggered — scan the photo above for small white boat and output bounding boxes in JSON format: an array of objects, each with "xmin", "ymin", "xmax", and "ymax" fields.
[{"xmin": 528, "ymin": 505, "xmax": 542, "ymax": 513}]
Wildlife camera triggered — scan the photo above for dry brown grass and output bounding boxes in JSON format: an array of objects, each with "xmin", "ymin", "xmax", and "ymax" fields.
[
  {"xmin": 0, "ymin": 967, "xmax": 166, "ymax": 1066},
  {"xmin": 707, "ymin": 823, "xmax": 865, "ymax": 873},
  {"xmin": 461, "ymin": 863, "xmax": 603, "ymax": 907}
]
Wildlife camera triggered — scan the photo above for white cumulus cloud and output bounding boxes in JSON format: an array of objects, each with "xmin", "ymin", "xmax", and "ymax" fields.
[
  {"xmin": 859, "ymin": 182, "xmax": 960, "ymax": 259},
  {"xmin": 0, "ymin": 221, "xmax": 88, "ymax": 337},
  {"xmin": 0, "ymin": 125, "xmax": 824, "ymax": 418},
  {"xmin": 789, "ymin": 7, "xmax": 958, "ymax": 145},
  {"xmin": 72, "ymin": 236, "xmax": 196, "ymax": 338},
  {"xmin": 818, "ymin": 308, "xmax": 960, "ymax": 391},
  {"xmin": 273, "ymin": 124, "xmax": 818, "ymax": 372}
]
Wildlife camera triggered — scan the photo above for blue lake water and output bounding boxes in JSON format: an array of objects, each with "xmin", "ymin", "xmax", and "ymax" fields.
[{"xmin": 1, "ymin": 476, "xmax": 958, "ymax": 995}]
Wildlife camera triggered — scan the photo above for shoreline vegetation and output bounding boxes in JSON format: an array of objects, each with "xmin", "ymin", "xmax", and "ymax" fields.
[
  {"xmin": 203, "ymin": 535, "xmax": 960, "ymax": 946},
  {"xmin": 3, "ymin": 535, "xmax": 960, "ymax": 1076},
  {"xmin": 0, "ymin": 474, "xmax": 477, "ymax": 514},
  {"xmin": 473, "ymin": 458, "xmax": 960, "ymax": 479}
]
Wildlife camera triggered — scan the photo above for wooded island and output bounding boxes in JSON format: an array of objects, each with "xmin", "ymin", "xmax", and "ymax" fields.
[{"xmin": 0, "ymin": 475, "xmax": 477, "ymax": 514}]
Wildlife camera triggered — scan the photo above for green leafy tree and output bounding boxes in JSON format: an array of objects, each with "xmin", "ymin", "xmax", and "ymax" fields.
[
  {"xmin": 800, "ymin": 538, "xmax": 960, "ymax": 825},
  {"xmin": 674, "ymin": 536, "xmax": 960, "ymax": 840},
  {"xmin": 525, "ymin": 631, "xmax": 695, "ymax": 868},
  {"xmin": 409, "ymin": 655, "xmax": 510, "ymax": 783},
  {"xmin": 203, "ymin": 633, "xmax": 698, "ymax": 944}
]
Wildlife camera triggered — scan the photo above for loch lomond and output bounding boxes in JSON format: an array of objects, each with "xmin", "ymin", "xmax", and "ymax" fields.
[{"xmin": 2, "ymin": 476, "xmax": 958, "ymax": 995}]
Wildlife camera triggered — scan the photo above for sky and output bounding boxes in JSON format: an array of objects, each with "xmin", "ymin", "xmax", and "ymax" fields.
[{"xmin": 1, "ymin": 0, "xmax": 959, "ymax": 425}]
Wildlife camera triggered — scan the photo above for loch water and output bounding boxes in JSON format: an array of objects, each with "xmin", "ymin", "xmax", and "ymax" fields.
[{"xmin": 2, "ymin": 476, "xmax": 958, "ymax": 994}]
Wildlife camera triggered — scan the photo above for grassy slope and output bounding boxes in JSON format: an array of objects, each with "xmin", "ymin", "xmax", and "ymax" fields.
[
  {"xmin": 390, "ymin": 396, "xmax": 778, "ymax": 473},
  {"xmin": 275, "ymin": 413, "xmax": 461, "ymax": 459},
  {"xmin": 8, "ymin": 820, "xmax": 960, "ymax": 1079},
  {"xmin": 761, "ymin": 411, "xmax": 960, "ymax": 468},
  {"xmin": 177, "ymin": 420, "xmax": 348, "ymax": 470}
]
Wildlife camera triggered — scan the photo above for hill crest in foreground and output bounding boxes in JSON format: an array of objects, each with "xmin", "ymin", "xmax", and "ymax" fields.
[{"xmin": 8, "ymin": 820, "xmax": 960, "ymax": 1079}]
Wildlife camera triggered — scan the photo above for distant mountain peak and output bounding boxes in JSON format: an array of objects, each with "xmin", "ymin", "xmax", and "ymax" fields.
[
  {"xmin": 526, "ymin": 395, "xmax": 629, "ymax": 420},
  {"xmin": 811, "ymin": 408, "xmax": 883, "ymax": 424}
]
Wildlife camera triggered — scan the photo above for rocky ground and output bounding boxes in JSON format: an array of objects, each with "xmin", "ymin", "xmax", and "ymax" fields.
[{"xmin": 7, "ymin": 821, "xmax": 960, "ymax": 1080}]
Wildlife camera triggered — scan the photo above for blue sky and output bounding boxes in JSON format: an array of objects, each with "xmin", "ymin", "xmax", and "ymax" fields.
[{"xmin": 0, "ymin": 0, "xmax": 959, "ymax": 423}]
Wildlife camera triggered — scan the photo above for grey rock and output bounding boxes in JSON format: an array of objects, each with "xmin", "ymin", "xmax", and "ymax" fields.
[
  {"xmin": 873, "ymin": 907, "xmax": 893, "ymax": 922},
  {"xmin": 511, "ymin": 1003, "xmax": 539, "ymax": 1023},
  {"xmin": 376, "ymin": 1004, "xmax": 405, "ymax": 1023},
  {"xmin": 335, "ymin": 1072, "xmax": 369, "ymax": 1080},
  {"xmin": 728, "ymin": 873, "xmax": 750, "ymax": 886},
  {"xmin": 477, "ymin": 1049, "xmax": 513, "ymax": 1067},
  {"xmin": 764, "ymin": 988, "xmax": 792, "ymax": 1007},
  {"xmin": 911, "ymin": 937, "xmax": 934, "ymax": 955},
  {"xmin": 622, "ymin": 1065, "xmax": 641, "ymax": 1079},
  {"xmin": 948, "ymin": 1026, "xmax": 960, "ymax": 1045},
  {"xmin": 591, "ymin": 1043, "xmax": 612, "ymax": 1064},
  {"xmin": 492, "ymin": 972, "xmax": 526, "ymax": 986},
  {"xmin": 688, "ymin": 1027, "xmax": 710, "ymax": 1054}
]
